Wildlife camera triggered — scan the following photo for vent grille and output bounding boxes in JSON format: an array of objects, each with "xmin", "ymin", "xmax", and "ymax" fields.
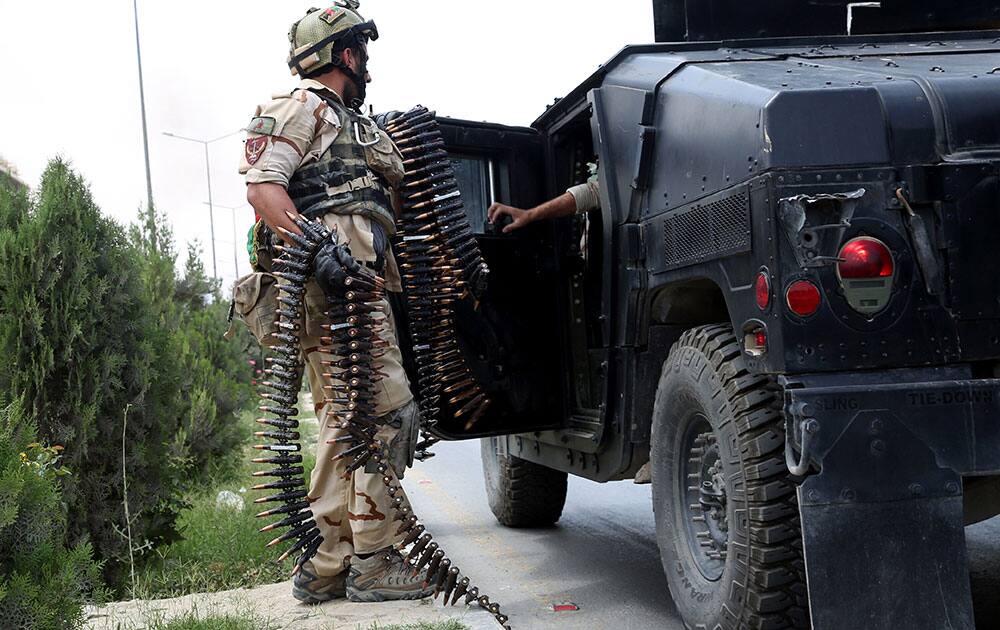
[{"xmin": 662, "ymin": 189, "xmax": 751, "ymax": 269}]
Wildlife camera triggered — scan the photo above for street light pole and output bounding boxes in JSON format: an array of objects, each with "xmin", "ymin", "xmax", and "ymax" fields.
[
  {"xmin": 205, "ymin": 202, "xmax": 250, "ymax": 282},
  {"xmin": 132, "ymin": 0, "xmax": 153, "ymax": 210},
  {"xmin": 203, "ymin": 143, "xmax": 218, "ymax": 281},
  {"xmin": 162, "ymin": 129, "xmax": 242, "ymax": 283}
]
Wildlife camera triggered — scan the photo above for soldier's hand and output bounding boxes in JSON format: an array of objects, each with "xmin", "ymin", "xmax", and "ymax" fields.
[
  {"xmin": 247, "ymin": 183, "xmax": 304, "ymax": 243},
  {"xmin": 487, "ymin": 202, "xmax": 533, "ymax": 233}
]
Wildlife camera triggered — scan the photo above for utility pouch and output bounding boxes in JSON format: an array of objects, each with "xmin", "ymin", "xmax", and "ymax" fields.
[
  {"xmin": 232, "ymin": 272, "xmax": 280, "ymax": 346},
  {"xmin": 358, "ymin": 118, "xmax": 405, "ymax": 187},
  {"xmin": 303, "ymin": 280, "xmax": 328, "ymax": 338}
]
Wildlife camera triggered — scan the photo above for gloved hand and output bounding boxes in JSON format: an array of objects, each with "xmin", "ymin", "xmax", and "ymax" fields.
[
  {"xmin": 314, "ymin": 239, "xmax": 362, "ymax": 296},
  {"xmin": 385, "ymin": 400, "xmax": 421, "ymax": 479},
  {"xmin": 372, "ymin": 110, "xmax": 404, "ymax": 132}
]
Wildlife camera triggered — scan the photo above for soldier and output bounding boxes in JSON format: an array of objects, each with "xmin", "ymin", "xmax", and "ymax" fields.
[{"xmin": 239, "ymin": 1, "xmax": 433, "ymax": 605}]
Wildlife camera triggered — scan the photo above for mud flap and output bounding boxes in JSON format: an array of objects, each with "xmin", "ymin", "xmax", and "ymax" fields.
[
  {"xmin": 799, "ymin": 493, "xmax": 971, "ymax": 630},
  {"xmin": 781, "ymin": 371, "xmax": 1000, "ymax": 630}
]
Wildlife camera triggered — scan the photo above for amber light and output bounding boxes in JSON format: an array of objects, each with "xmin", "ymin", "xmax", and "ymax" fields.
[
  {"xmin": 838, "ymin": 237, "xmax": 894, "ymax": 279},
  {"xmin": 786, "ymin": 280, "xmax": 822, "ymax": 317},
  {"xmin": 755, "ymin": 272, "xmax": 771, "ymax": 310}
]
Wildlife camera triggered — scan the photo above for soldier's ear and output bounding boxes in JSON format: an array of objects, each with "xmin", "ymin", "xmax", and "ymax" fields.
[{"xmin": 339, "ymin": 47, "xmax": 355, "ymax": 69}]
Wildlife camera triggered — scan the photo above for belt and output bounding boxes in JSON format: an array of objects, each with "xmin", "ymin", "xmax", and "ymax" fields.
[{"xmin": 327, "ymin": 174, "xmax": 378, "ymax": 196}]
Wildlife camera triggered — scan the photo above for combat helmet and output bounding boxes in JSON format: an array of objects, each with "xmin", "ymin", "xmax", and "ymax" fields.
[{"xmin": 287, "ymin": 1, "xmax": 378, "ymax": 95}]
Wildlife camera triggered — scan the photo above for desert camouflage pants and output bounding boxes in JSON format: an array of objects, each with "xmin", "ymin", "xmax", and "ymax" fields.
[{"xmin": 297, "ymin": 213, "xmax": 414, "ymax": 577}]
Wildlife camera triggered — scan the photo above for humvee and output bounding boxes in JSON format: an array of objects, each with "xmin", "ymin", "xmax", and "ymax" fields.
[{"xmin": 395, "ymin": 1, "xmax": 1000, "ymax": 628}]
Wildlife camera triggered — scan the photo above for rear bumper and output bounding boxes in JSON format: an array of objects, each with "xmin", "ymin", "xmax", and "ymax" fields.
[{"xmin": 780, "ymin": 368, "xmax": 1000, "ymax": 630}]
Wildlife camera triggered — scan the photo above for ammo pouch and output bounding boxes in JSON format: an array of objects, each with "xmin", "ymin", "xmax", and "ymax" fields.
[
  {"xmin": 357, "ymin": 118, "xmax": 404, "ymax": 188},
  {"xmin": 232, "ymin": 272, "xmax": 280, "ymax": 346},
  {"xmin": 303, "ymin": 280, "xmax": 329, "ymax": 338}
]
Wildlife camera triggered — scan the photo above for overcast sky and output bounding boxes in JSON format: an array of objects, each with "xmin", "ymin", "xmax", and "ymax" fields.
[{"xmin": 0, "ymin": 1, "xmax": 653, "ymax": 292}]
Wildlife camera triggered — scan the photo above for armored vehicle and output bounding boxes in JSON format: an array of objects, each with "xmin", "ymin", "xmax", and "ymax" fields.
[{"xmin": 400, "ymin": 1, "xmax": 1000, "ymax": 627}]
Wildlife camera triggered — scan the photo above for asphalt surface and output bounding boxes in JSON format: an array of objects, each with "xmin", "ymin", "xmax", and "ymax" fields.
[{"xmin": 406, "ymin": 439, "xmax": 1000, "ymax": 630}]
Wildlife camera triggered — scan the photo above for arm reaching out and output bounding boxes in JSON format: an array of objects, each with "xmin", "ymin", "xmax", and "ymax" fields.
[
  {"xmin": 487, "ymin": 180, "xmax": 600, "ymax": 233},
  {"xmin": 487, "ymin": 192, "xmax": 577, "ymax": 233}
]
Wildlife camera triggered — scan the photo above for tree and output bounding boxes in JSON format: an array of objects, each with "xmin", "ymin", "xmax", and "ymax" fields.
[{"xmin": 0, "ymin": 160, "xmax": 186, "ymax": 588}]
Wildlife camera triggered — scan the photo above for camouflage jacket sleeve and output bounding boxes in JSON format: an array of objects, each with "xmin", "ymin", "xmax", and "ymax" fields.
[{"xmin": 239, "ymin": 89, "xmax": 342, "ymax": 187}]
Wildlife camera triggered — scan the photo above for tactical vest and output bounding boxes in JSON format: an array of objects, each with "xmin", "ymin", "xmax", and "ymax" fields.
[{"xmin": 287, "ymin": 91, "xmax": 402, "ymax": 234}]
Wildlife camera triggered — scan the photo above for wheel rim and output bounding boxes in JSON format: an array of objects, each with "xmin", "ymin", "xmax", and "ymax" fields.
[{"xmin": 679, "ymin": 415, "xmax": 728, "ymax": 581}]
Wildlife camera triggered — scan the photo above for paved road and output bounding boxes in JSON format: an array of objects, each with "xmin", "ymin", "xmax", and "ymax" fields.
[{"xmin": 406, "ymin": 439, "xmax": 1000, "ymax": 630}]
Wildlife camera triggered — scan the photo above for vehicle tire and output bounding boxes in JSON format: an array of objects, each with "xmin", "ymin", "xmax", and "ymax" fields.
[
  {"xmin": 481, "ymin": 436, "xmax": 568, "ymax": 527},
  {"xmin": 651, "ymin": 324, "xmax": 808, "ymax": 630}
]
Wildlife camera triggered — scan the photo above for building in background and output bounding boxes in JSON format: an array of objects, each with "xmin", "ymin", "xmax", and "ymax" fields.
[{"xmin": 0, "ymin": 156, "xmax": 28, "ymax": 192}]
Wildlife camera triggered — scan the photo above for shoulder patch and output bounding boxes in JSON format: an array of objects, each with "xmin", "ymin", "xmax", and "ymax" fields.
[
  {"xmin": 247, "ymin": 116, "xmax": 277, "ymax": 136},
  {"xmin": 245, "ymin": 136, "xmax": 269, "ymax": 166}
]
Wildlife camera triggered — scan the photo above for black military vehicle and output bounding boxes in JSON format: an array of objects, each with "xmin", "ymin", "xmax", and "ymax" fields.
[{"xmin": 407, "ymin": 1, "xmax": 1000, "ymax": 628}]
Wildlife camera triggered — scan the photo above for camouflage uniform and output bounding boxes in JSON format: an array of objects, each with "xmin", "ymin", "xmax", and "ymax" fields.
[{"xmin": 239, "ymin": 78, "xmax": 416, "ymax": 578}]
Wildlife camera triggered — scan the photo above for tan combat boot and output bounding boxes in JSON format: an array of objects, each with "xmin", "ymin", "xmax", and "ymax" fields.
[
  {"xmin": 346, "ymin": 547, "xmax": 435, "ymax": 602},
  {"xmin": 292, "ymin": 561, "xmax": 347, "ymax": 604}
]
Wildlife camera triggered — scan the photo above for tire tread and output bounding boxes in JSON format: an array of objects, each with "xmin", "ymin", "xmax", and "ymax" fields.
[{"xmin": 661, "ymin": 325, "xmax": 808, "ymax": 630}]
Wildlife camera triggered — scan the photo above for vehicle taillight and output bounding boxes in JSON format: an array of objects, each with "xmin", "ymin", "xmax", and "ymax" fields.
[
  {"xmin": 837, "ymin": 237, "xmax": 895, "ymax": 315},
  {"xmin": 786, "ymin": 280, "xmax": 822, "ymax": 317},
  {"xmin": 744, "ymin": 326, "xmax": 767, "ymax": 356},
  {"xmin": 837, "ymin": 237, "xmax": 894, "ymax": 279},
  {"xmin": 755, "ymin": 272, "xmax": 771, "ymax": 310}
]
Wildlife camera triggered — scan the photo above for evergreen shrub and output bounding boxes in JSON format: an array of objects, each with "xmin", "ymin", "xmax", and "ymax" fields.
[
  {"xmin": 0, "ymin": 401, "xmax": 106, "ymax": 630},
  {"xmin": 0, "ymin": 160, "xmax": 253, "ymax": 591}
]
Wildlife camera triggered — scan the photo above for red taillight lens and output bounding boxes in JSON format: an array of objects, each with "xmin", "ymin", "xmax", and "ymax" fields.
[
  {"xmin": 755, "ymin": 329, "xmax": 767, "ymax": 348},
  {"xmin": 744, "ymin": 326, "xmax": 767, "ymax": 356},
  {"xmin": 755, "ymin": 272, "xmax": 771, "ymax": 310},
  {"xmin": 786, "ymin": 280, "xmax": 822, "ymax": 316},
  {"xmin": 838, "ymin": 237, "xmax": 894, "ymax": 279}
]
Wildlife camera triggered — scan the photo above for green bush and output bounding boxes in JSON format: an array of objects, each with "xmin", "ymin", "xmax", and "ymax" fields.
[
  {"xmin": 0, "ymin": 160, "xmax": 254, "ymax": 593},
  {"xmin": 0, "ymin": 401, "xmax": 106, "ymax": 629},
  {"xmin": 131, "ymin": 215, "xmax": 254, "ymax": 487},
  {"xmin": 0, "ymin": 160, "xmax": 189, "ymax": 588}
]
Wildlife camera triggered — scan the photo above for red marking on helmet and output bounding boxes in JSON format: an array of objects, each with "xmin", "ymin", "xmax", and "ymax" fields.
[{"xmin": 552, "ymin": 603, "xmax": 579, "ymax": 612}]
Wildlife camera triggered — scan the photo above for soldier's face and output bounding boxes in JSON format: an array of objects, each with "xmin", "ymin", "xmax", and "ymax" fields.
[
  {"xmin": 354, "ymin": 41, "xmax": 372, "ymax": 84},
  {"xmin": 342, "ymin": 42, "xmax": 372, "ymax": 103}
]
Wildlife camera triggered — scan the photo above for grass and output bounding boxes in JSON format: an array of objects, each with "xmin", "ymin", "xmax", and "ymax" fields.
[
  {"xmin": 132, "ymin": 406, "xmax": 319, "ymax": 599},
  {"xmin": 149, "ymin": 611, "xmax": 267, "ymax": 630},
  {"xmin": 103, "ymin": 604, "xmax": 273, "ymax": 630}
]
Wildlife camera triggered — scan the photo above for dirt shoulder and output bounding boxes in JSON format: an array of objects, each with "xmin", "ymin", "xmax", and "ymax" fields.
[{"xmin": 85, "ymin": 580, "xmax": 498, "ymax": 629}]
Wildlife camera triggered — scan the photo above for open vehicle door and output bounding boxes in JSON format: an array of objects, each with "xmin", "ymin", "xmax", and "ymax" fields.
[{"xmin": 392, "ymin": 118, "xmax": 565, "ymax": 440}]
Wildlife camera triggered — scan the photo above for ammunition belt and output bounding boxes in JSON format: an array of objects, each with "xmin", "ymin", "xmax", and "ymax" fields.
[
  {"xmin": 386, "ymin": 105, "xmax": 492, "ymax": 438},
  {"xmin": 250, "ymin": 226, "xmax": 324, "ymax": 571},
  {"xmin": 250, "ymin": 212, "xmax": 510, "ymax": 629}
]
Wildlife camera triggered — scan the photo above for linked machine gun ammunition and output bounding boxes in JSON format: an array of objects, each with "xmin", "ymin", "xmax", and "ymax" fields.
[
  {"xmin": 385, "ymin": 106, "xmax": 492, "ymax": 451},
  {"xmin": 250, "ymin": 210, "xmax": 511, "ymax": 629}
]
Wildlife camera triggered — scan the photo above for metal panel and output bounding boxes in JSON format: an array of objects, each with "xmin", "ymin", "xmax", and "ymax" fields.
[
  {"xmin": 651, "ymin": 0, "xmax": 1000, "ymax": 42},
  {"xmin": 661, "ymin": 187, "xmax": 751, "ymax": 269},
  {"xmin": 781, "ymin": 371, "xmax": 1000, "ymax": 630}
]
